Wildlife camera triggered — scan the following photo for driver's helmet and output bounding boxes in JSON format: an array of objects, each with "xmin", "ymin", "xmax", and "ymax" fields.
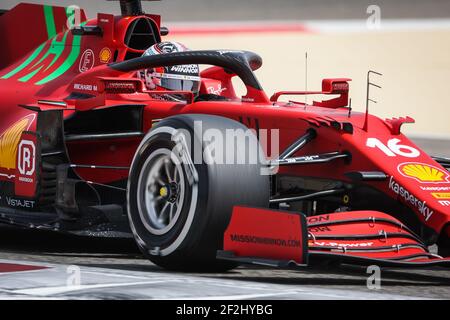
[{"xmin": 138, "ymin": 41, "xmax": 201, "ymax": 101}]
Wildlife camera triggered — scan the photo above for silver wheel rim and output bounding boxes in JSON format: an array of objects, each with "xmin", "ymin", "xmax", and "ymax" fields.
[{"xmin": 137, "ymin": 148, "xmax": 185, "ymax": 235}]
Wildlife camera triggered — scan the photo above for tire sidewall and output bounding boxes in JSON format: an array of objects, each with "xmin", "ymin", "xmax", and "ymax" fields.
[{"xmin": 128, "ymin": 120, "xmax": 209, "ymax": 258}]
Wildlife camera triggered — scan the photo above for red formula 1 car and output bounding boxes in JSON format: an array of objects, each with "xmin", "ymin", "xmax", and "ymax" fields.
[{"xmin": 0, "ymin": 0, "xmax": 449, "ymax": 271}]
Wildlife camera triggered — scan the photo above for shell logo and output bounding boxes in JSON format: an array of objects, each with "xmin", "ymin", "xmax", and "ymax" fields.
[
  {"xmin": 0, "ymin": 115, "xmax": 35, "ymax": 170},
  {"xmin": 99, "ymin": 48, "xmax": 112, "ymax": 64},
  {"xmin": 398, "ymin": 162, "xmax": 450, "ymax": 183}
]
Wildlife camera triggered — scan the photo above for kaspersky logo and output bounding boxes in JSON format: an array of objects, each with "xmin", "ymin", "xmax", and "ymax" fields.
[
  {"xmin": 0, "ymin": 6, "xmax": 83, "ymax": 85},
  {"xmin": 388, "ymin": 176, "xmax": 434, "ymax": 222},
  {"xmin": 398, "ymin": 162, "xmax": 450, "ymax": 184}
]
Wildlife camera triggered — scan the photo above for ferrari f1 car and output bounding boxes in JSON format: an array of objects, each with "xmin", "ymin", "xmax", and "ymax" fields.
[{"xmin": 0, "ymin": 0, "xmax": 449, "ymax": 271}]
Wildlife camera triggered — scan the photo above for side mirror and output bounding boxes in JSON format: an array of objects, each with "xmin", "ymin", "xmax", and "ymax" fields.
[{"xmin": 322, "ymin": 78, "xmax": 351, "ymax": 94}]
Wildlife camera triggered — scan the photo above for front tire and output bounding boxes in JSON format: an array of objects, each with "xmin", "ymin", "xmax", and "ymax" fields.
[{"xmin": 127, "ymin": 114, "xmax": 269, "ymax": 271}]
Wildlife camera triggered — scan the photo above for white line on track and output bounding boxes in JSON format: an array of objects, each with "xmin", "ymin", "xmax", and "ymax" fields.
[
  {"xmin": 13, "ymin": 280, "xmax": 180, "ymax": 296},
  {"xmin": 82, "ymin": 270, "xmax": 156, "ymax": 280},
  {"xmin": 0, "ymin": 260, "xmax": 432, "ymax": 300},
  {"xmin": 173, "ymin": 291, "xmax": 308, "ymax": 300}
]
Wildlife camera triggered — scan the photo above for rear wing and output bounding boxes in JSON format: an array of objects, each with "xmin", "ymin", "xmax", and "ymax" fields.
[{"xmin": 271, "ymin": 78, "xmax": 352, "ymax": 108}]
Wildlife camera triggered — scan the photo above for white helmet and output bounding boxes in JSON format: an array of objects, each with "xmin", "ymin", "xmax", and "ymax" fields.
[{"xmin": 138, "ymin": 41, "xmax": 201, "ymax": 100}]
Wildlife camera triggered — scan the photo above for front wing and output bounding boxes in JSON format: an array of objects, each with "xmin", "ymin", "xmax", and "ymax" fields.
[{"xmin": 218, "ymin": 206, "xmax": 450, "ymax": 268}]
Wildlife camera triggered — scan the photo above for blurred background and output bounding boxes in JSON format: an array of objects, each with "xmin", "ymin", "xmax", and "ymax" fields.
[
  {"xmin": 3, "ymin": 0, "xmax": 450, "ymax": 20},
  {"xmin": 2, "ymin": 0, "xmax": 450, "ymax": 153}
]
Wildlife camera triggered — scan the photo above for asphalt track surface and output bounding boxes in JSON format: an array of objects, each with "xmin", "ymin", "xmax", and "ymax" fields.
[{"xmin": 0, "ymin": 226, "xmax": 449, "ymax": 299}]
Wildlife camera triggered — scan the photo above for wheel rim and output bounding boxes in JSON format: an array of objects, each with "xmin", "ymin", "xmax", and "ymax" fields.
[{"xmin": 137, "ymin": 148, "xmax": 186, "ymax": 235}]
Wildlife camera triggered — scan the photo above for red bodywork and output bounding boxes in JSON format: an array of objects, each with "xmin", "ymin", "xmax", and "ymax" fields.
[{"xmin": 0, "ymin": 3, "xmax": 449, "ymax": 267}]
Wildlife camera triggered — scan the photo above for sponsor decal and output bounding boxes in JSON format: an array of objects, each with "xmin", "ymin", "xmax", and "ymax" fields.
[
  {"xmin": 79, "ymin": 49, "xmax": 95, "ymax": 73},
  {"xmin": 18, "ymin": 140, "xmax": 35, "ymax": 176},
  {"xmin": 307, "ymin": 215, "xmax": 330, "ymax": 224},
  {"xmin": 388, "ymin": 176, "xmax": 433, "ymax": 221},
  {"xmin": 151, "ymin": 72, "xmax": 200, "ymax": 81},
  {"xmin": 207, "ymin": 84, "xmax": 227, "ymax": 95},
  {"xmin": 431, "ymin": 192, "xmax": 450, "ymax": 200},
  {"xmin": 0, "ymin": 173, "xmax": 15, "ymax": 180},
  {"xmin": 170, "ymin": 64, "xmax": 199, "ymax": 74},
  {"xmin": 99, "ymin": 47, "xmax": 112, "ymax": 64},
  {"xmin": 439, "ymin": 200, "xmax": 450, "ymax": 207},
  {"xmin": 309, "ymin": 226, "xmax": 332, "ymax": 233},
  {"xmin": 5, "ymin": 197, "xmax": 35, "ymax": 209},
  {"xmin": 398, "ymin": 162, "xmax": 449, "ymax": 184},
  {"xmin": 154, "ymin": 42, "xmax": 179, "ymax": 54},
  {"xmin": 332, "ymin": 82, "xmax": 349, "ymax": 91},
  {"xmin": 0, "ymin": 115, "xmax": 34, "ymax": 172},
  {"xmin": 218, "ymin": 50, "xmax": 245, "ymax": 55},
  {"xmin": 74, "ymin": 83, "xmax": 98, "ymax": 92},
  {"xmin": 313, "ymin": 241, "xmax": 374, "ymax": 248},
  {"xmin": 229, "ymin": 234, "xmax": 300, "ymax": 248},
  {"xmin": 420, "ymin": 186, "xmax": 450, "ymax": 191},
  {"xmin": 15, "ymin": 133, "xmax": 38, "ymax": 198}
]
